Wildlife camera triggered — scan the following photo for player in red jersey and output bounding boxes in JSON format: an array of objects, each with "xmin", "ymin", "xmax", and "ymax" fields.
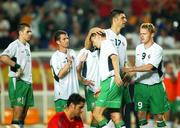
[{"xmin": 48, "ymin": 93, "xmax": 85, "ymax": 128}]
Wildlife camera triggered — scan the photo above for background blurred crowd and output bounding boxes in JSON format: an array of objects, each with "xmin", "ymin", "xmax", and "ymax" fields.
[{"xmin": 0, "ymin": 0, "xmax": 180, "ymax": 51}]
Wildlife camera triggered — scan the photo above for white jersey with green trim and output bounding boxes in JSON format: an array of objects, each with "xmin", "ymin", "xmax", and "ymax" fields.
[
  {"xmin": 104, "ymin": 29, "xmax": 127, "ymax": 68},
  {"xmin": 1, "ymin": 39, "xmax": 32, "ymax": 83},
  {"xmin": 99, "ymin": 40, "xmax": 118, "ymax": 81},
  {"xmin": 50, "ymin": 49, "xmax": 79, "ymax": 101},
  {"xmin": 135, "ymin": 43, "xmax": 163, "ymax": 84},
  {"xmin": 78, "ymin": 48, "xmax": 100, "ymax": 93}
]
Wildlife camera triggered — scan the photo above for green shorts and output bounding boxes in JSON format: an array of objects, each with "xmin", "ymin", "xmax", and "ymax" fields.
[
  {"xmin": 96, "ymin": 77, "xmax": 123, "ymax": 108},
  {"xmin": 55, "ymin": 99, "xmax": 67, "ymax": 112},
  {"xmin": 134, "ymin": 82, "xmax": 169, "ymax": 114},
  {"xmin": 8, "ymin": 77, "xmax": 34, "ymax": 107},
  {"xmin": 85, "ymin": 88, "xmax": 96, "ymax": 111},
  {"xmin": 168, "ymin": 101, "xmax": 176, "ymax": 113},
  {"xmin": 175, "ymin": 100, "xmax": 180, "ymax": 112}
]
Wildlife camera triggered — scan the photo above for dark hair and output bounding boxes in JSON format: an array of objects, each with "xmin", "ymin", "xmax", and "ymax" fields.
[
  {"xmin": 17, "ymin": 23, "xmax": 30, "ymax": 33},
  {"xmin": 110, "ymin": 9, "xmax": 124, "ymax": 24},
  {"xmin": 67, "ymin": 93, "xmax": 85, "ymax": 107},
  {"xmin": 163, "ymin": 60, "xmax": 172, "ymax": 67},
  {"xmin": 54, "ymin": 30, "xmax": 67, "ymax": 41}
]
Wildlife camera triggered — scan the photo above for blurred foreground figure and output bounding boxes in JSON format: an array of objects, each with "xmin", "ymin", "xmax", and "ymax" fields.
[
  {"xmin": 48, "ymin": 93, "xmax": 85, "ymax": 128},
  {"xmin": 163, "ymin": 60, "xmax": 177, "ymax": 128}
]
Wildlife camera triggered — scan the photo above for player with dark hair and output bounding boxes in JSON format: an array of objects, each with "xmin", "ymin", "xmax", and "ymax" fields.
[
  {"xmin": 48, "ymin": 93, "xmax": 85, "ymax": 128},
  {"xmin": 50, "ymin": 30, "xmax": 81, "ymax": 112},
  {"xmin": 104, "ymin": 9, "xmax": 131, "ymax": 127},
  {"xmin": 0, "ymin": 23, "xmax": 34, "ymax": 128}
]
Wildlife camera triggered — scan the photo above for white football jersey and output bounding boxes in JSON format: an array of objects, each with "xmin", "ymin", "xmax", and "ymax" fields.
[
  {"xmin": 99, "ymin": 40, "xmax": 118, "ymax": 81},
  {"xmin": 1, "ymin": 39, "xmax": 32, "ymax": 83},
  {"xmin": 104, "ymin": 29, "xmax": 127, "ymax": 68},
  {"xmin": 50, "ymin": 49, "xmax": 79, "ymax": 101},
  {"xmin": 78, "ymin": 48, "xmax": 100, "ymax": 93},
  {"xmin": 135, "ymin": 43, "xmax": 163, "ymax": 84}
]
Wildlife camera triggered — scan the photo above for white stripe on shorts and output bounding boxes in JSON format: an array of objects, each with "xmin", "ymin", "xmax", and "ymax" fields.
[
  {"xmin": 12, "ymin": 77, "xmax": 16, "ymax": 90},
  {"xmin": 110, "ymin": 77, "xmax": 114, "ymax": 89}
]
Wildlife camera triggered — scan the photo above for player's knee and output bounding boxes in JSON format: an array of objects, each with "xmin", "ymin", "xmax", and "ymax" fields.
[
  {"xmin": 155, "ymin": 114, "xmax": 164, "ymax": 121},
  {"xmin": 137, "ymin": 111, "xmax": 148, "ymax": 126},
  {"xmin": 110, "ymin": 112, "xmax": 121, "ymax": 124}
]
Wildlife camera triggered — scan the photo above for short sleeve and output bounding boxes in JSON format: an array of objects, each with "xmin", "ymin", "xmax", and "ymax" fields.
[
  {"xmin": 77, "ymin": 48, "xmax": 89, "ymax": 64},
  {"xmin": 50, "ymin": 54, "xmax": 62, "ymax": 76},
  {"xmin": 103, "ymin": 40, "xmax": 118, "ymax": 57},
  {"xmin": 1, "ymin": 42, "xmax": 17, "ymax": 58}
]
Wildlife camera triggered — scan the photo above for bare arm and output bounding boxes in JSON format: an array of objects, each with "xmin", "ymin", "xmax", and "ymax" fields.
[
  {"xmin": 111, "ymin": 54, "xmax": 123, "ymax": 86},
  {"xmin": 131, "ymin": 64, "xmax": 154, "ymax": 72},
  {"xmin": 77, "ymin": 61, "xmax": 84, "ymax": 82},
  {"xmin": 0, "ymin": 55, "xmax": 16, "ymax": 67},
  {"xmin": 76, "ymin": 61, "xmax": 94, "ymax": 86},
  {"xmin": 123, "ymin": 64, "xmax": 154, "ymax": 73},
  {"xmin": 58, "ymin": 58, "xmax": 72, "ymax": 79},
  {"xmin": 0, "ymin": 55, "xmax": 23, "ymax": 78}
]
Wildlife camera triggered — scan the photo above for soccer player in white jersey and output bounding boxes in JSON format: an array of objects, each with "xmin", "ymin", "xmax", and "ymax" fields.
[
  {"xmin": 104, "ymin": 9, "xmax": 128, "ymax": 69},
  {"xmin": 104, "ymin": 9, "xmax": 131, "ymax": 127},
  {"xmin": 50, "ymin": 30, "xmax": 80, "ymax": 112},
  {"xmin": 123, "ymin": 23, "xmax": 169, "ymax": 128},
  {"xmin": 77, "ymin": 32, "xmax": 101, "ymax": 127},
  {"xmin": 89, "ymin": 32, "xmax": 124, "ymax": 128},
  {"xmin": 0, "ymin": 23, "xmax": 34, "ymax": 128}
]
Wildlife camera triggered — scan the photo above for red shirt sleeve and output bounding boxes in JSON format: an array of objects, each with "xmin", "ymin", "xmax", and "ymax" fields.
[{"xmin": 48, "ymin": 113, "xmax": 60, "ymax": 128}]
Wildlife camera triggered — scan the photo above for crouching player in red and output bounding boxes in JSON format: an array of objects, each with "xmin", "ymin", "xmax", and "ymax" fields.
[{"xmin": 48, "ymin": 93, "xmax": 85, "ymax": 128}]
